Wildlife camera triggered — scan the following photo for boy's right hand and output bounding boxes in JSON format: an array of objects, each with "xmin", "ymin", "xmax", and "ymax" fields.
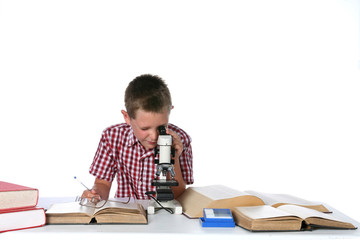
[
  {"xmin": 81, "ymin": 189, "xmax": 102, "ymax": 203},
  {"xmin": 80, "ymin": 178, "xmax": 111, "ymax": 203}
]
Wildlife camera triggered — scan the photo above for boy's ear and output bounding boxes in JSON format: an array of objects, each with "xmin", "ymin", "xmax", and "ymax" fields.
[{"xmin": 121, "ymin": 110, "xmax": 131, "ymax": 125}]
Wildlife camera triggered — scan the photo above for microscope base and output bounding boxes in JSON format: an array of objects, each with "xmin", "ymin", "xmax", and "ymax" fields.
[{"xmin": 147, "ymin": 199, "xmax": 182, "ymax": 215}]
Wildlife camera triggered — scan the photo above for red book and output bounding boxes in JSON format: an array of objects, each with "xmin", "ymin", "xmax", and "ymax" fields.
[
  {"xmin": 0, "ymin": 181, "xmax": 39, "ymax": 210},
  {"xmin": 0, "ymin": 207, "xmax": 46, "ymax": 233}
]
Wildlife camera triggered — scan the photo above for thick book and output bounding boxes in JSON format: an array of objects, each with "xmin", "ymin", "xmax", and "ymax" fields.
[
  {"xmin": 177, "ymin": 185, "xmax": 265, "ymax": 218},
  {"xmin": 176, "ymin": 185, "xmax": 329, "ymax": 218},
  {"xmin": 0, "ymin": 181, "xmax": 39, "ymax": 210},
  {"xmin": 0, "ymin": 207, "xmax": 46, "ymax": 233},
  {"xmin": 46, "ymin": 201, "xmax": 147, "ymax": 224},
  {"xmin": 232, "ymin": 205, "xmax": 356, "ymax": 231}
]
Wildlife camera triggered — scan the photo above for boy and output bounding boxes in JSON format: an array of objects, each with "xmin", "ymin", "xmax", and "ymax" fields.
[{"xmin": 82, "ymin": 74, "xmax": 193, "ymax": 201}]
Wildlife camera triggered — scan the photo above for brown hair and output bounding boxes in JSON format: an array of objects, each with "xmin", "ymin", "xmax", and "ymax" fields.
[{"xmin": 124, "ymin": 74, "xmax": 172, "ymax": 119}]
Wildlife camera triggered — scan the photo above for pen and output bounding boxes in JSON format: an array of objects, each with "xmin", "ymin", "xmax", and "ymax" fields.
[{"xmin": 74, "ymin": 176, "xmax": 90, "ymax": 191}]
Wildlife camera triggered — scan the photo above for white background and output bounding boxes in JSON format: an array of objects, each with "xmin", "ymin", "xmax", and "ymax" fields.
[{"xmin": 1, "ymin": 0, "xmax": 359, "ymax": 220}]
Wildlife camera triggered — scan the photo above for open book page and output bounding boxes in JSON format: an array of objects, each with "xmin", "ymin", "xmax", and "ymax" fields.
[
  {"xmin": 245, "ymin": 191, "xmax": 315, "ymax": 206},
  {"xmin": 193, "ymin": 185, "xmax": 251, "ymax": 200},
  {"xmin": 235, "ymin": 205, "xmax": 299, "ymax": 220},
  {"xmin": 277, "ymin": 205, "xmax": 340, "ymax": 222},
  {"xmin": 93, "ymin": 200, "xmax": 142, "ymax": 215},
  {"xmin": 245, "ymin": 190, "xmax": 329, "ymax": 212},
  {"xmin": 46, "ymin": 202, "xmax": 94, "ymax": 216}
]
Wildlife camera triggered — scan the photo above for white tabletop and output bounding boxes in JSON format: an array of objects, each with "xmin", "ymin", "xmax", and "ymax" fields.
[{"xmin": 2, "ymin": 197, "xmax": 360, "ymax": 240}]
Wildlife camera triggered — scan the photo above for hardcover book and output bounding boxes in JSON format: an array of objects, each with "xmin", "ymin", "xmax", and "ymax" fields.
[
  {"xmin": 0, "ymin": 207, "xmax": 46, "ymax": 233},
  {"xmin": 0, "ymin": 181, "xmax": 39, "ymax": 210}
]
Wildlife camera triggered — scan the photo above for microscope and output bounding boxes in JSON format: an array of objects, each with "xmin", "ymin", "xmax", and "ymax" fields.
[{"xmin": 147, "ymin": 126, "xmax": 182, "ymax": 214}]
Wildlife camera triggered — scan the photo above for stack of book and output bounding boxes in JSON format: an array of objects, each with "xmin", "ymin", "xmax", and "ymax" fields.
[{"xmin": 0, "ymin": 181, "xmax": 46, "ymax": 233}]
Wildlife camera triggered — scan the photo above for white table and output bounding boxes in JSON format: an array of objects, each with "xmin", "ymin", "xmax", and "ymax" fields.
[{"xmin": 2, "ymin": 197, "xmax": 360, "ymax": 240}]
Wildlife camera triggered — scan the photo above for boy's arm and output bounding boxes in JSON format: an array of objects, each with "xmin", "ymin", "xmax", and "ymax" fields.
[
  {"xmin": 167, "ymin": 129, "xmax": 187, "ymax": 198},
  {"xmin": 173, "ymin": 158, "xmax": 186, "ymax": 198},
  {"xmin": 81, "ymin": 178, "xmax": 112, "ymax": 201}
]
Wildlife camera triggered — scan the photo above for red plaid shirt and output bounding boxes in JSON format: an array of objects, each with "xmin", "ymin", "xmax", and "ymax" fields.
[{"xmin": 89, "ymin": 123, "xmax": 194, "ymax": 199}]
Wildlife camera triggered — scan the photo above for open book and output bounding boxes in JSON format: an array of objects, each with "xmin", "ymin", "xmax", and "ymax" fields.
[
  {"xmin": 232, "ymin": 205, "xmax": 356, "ymax": 231},
  {"xmin": 46, "ymin": 200, "xmax": 147, "ymax": 224},
  {"xmin": 176, "ymin": 185, "xmax": 329, "ymax": 218}
]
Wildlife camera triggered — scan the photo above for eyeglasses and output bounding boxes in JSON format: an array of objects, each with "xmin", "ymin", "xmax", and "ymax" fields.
[
  {"xmin": 73, "ymin": 177, "xmax": 132, "ymax": 209},
  {"xmin": 75, "ymin": 196, "xmax": 131, "ymax": 209}
]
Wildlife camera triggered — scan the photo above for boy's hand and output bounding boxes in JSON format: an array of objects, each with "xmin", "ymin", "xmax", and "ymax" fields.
[
  {"xmin": 81, "ymin": 189, "xmax": 102, "ymax": 203},
  {"xmin": 166, "ymin": 128, "xmax": 183, "ymax": 161},
  {"xmin": 81, "ymin": 178, "xmax": 111, "ymax": 202},
  {"xmin": 166, "ymin": 128, "xmax": 186, "ymax": 197}
]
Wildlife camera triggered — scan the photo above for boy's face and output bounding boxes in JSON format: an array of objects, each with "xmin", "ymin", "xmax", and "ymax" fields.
[{"xmin": 122, "ymin": 108, "xmax": 170, "ymax": 150}]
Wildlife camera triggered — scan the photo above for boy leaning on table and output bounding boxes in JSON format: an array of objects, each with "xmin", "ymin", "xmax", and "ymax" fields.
[{"xmin": 81, "ymin": 74, "xmax": 194, "ymax": 202}]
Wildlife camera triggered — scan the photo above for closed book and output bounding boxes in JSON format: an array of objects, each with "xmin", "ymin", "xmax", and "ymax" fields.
[
  {"xmin": 0, "ymin": 181, "xmax": 39, "ymax": 210},
  {"xmin": 0, "ymin": 207, "xmax": 46, "ymax": 233}
]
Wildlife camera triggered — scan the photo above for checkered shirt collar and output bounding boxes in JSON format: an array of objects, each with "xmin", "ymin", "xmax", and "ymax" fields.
[{"xmin": 125, "ymin": 127, "xmax": 139, "ymax": 147}]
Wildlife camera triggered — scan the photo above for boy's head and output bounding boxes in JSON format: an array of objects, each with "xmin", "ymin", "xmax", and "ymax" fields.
[
  {"xmin": 124, "ymin": 74, "xmax": 172, "ymax": 119},
  {"xmin": 122, "ymin": 74, "xmax": 173, "ymax": 149}
]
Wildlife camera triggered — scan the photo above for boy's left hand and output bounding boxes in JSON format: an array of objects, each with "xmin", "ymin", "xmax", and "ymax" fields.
[{"xmin": 166, "ymin": 128, "xmax": 183, "ymax": 161}]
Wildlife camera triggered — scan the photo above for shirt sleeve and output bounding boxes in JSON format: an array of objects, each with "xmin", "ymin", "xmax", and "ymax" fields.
[
  {"xmin": 179, "ymin": 139, "xmax": 194, "ymax": 185},
  {"xmin": 89, "ymin": 130, "xmax": 117, "ymax": 182}
]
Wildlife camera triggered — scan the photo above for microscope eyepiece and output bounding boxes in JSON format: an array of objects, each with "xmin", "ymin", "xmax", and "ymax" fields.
[{"xmin": 158, "ymin": 125, "xmax": 167, "ymax": 135}]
